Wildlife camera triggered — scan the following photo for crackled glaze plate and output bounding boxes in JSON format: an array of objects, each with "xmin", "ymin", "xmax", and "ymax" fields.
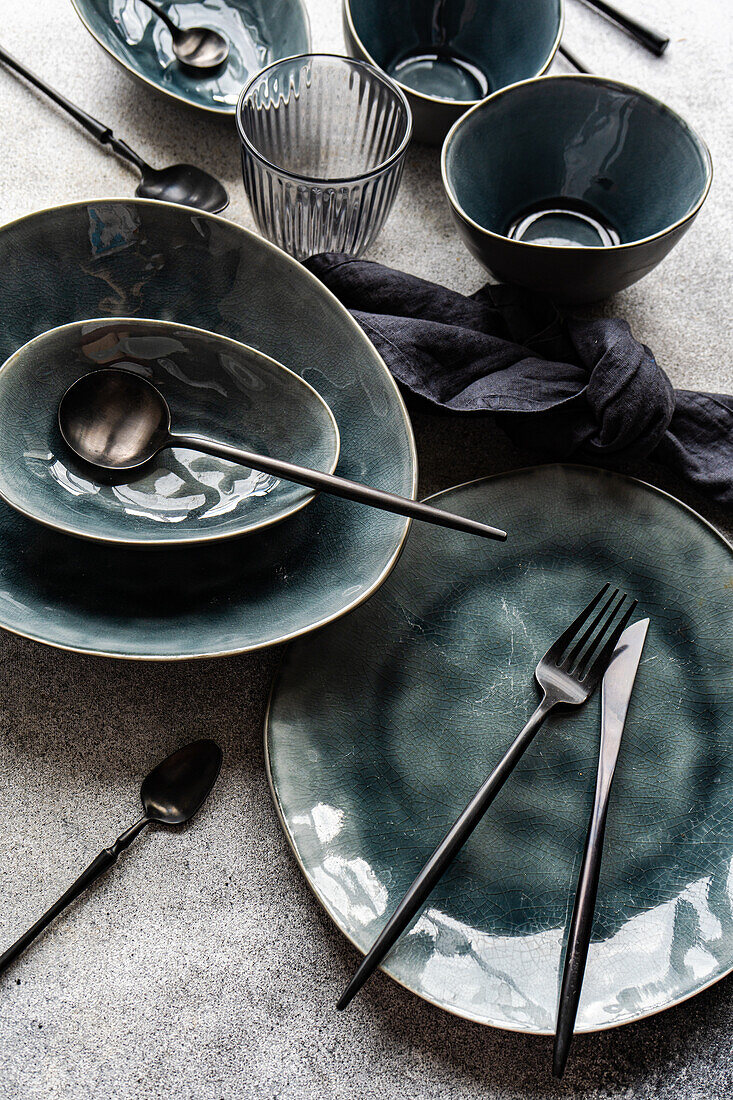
[
  {"xmin": 71, "ymin": 0, "xmax": 310, "ymax": 114},
  {"xmin": 0, "ymin": 318, "xmax": 339, "ymax": 546},
  {"xmin": 267, "ymin": 466, "xmax": 733, "ymax": 1032},
  {"xmin": 0, "ymin": 199, "xmax": 414, "ymax": 658}
]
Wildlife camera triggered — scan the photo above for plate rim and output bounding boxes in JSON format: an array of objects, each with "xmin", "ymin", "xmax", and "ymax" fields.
[
  {"xmin": 264, "ymin": 462, "xmax": 733, "ymax": 1034},
  {"xmin": 70, "ymin": 0, "xmax": 312, "ymax": 116},
  {"xmin": 0, "ymin": 196, "xmax": 417, "ymax": 660},
  {"xmin": 0, "ymin": 315, "xmax": 342, "ymax": 547}
]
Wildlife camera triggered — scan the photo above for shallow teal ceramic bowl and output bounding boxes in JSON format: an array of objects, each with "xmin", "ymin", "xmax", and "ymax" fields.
[
  {"xmin": 267, "ymin": 466, "xmax": 733, "ymax": 1032},
  {"xmin": 442, "ymin": 75, "xmax": 713, "ymax": 302},
  {"xmin": 0, "ymin": 318, "xmax": 339, "ymax": 547},
  {"xmin": 71, "ymin": 0, "xmax": 311, "ymax": 114},
  {"xmin": 343, "ymin": 0, "xmax": 562, "ymax": 144},
  {"xmin": 0, "ymin": 199, "xmax": 415, "ymax": 659}
]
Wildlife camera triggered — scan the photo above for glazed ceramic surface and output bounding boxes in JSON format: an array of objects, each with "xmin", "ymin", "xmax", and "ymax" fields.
[
  {"xmin": 343, "ymin": 0, "xmax": 562, "ymax": 144},
  {"xmin": 267, "ymin": 466, "xmax": 733, "ymax": 1032},
  {"xmin": 0, "ymin": 199, "xmax": 414, "ymax": 657},
  {"xmin": 442, "ymin": 76, "xmax": 712, "ymax": 301},
  {"xmin": 0, "ymin": 318, "xmax": 339, "ymax": 546},
  {"xmin": 71, "ymin": 0, "xmax": 310, "ymax": 114}
]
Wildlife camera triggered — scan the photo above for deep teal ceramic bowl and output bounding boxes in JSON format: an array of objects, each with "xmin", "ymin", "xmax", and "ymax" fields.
[
  {"xmin": 343, "ymin": 0, "xmax": 562, "ymax": 145},
  {"xmin": 71, "ymin": 0, "xmax": 311, "ymax": 114},
  {"xmin": 0, "ymin": 318, "xmax": 339, "ymax": 547},
  {"xmin": 0, "ymin": 199, "xmax": 415, "ymax": 659},
  {"xmin": 442, "ymin": 75, "xmax": 713, "ymax": 303}
]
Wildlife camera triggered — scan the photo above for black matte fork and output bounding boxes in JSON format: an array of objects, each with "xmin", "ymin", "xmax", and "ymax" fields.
[{"xmin": 337, "ymin": 583, "xmax": 638, "ymax": 1010}]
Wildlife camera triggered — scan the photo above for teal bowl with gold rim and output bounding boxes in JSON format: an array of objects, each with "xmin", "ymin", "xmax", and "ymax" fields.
[
  {"xmin": 71, "ymin": 0, "xmax": 311, "ymax": 114},
  {"xmin": 343, "ymin": 0, "xmax": 562, "ymax": 145},
  {"xmin": 442, "ymin": 75, "xmax": 713, "ymax": 303}
]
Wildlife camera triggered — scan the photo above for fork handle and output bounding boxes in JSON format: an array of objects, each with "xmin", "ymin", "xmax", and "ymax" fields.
[
  {"xmin": 553, "ymin": 794, "xmax": 610, "ymax": 1078},
  {"xmin": 336, "ymin": 696, "xmax": 553, "ymax": 1009}
]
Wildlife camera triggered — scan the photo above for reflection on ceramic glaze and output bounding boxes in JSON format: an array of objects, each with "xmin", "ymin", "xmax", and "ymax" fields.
[
  {"xmin": 81, "ymin": 0, "xmax": 310, "ymax": 111},
  {"xmin": 507, "ymin": 205, "xmax": 621, "ymax": 248},
  {"xmin": 388, "ymin": 48, "xmax": 489, "ymax": 101},
  {"xmin": 268, "ymin": 466, "xmax": 733, "ymax": 1031},
  {"xmin": 41, "ymin": 449, "xmax": 276, "ymax": 524},
  {"xmin": 559, "ymin": 91, "xmax": 632, "ymax": 238}
]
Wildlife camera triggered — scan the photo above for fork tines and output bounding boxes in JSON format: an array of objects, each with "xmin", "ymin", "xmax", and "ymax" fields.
[{"xmin": 556, "ymin": 584, "xmax": 638, "ymax": 685}]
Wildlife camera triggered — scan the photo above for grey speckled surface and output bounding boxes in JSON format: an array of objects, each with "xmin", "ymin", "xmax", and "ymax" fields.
[{"xmin": 0, "ymin": 1, "xmax": 731, "ymax": 1098}]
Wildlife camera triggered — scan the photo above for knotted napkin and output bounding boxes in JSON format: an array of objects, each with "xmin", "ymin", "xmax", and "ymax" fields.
[{"xmin": 304, "ymin": 254, "xmax": 732, "ymax": 507}]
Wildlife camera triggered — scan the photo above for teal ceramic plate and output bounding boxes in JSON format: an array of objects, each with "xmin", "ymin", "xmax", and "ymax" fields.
[
  {"xmin": 0, "ymin": 318, "xmax": 339, "ymax": 546},
  {"xmin": 0, "ymin": 199, "xmax": 414, "ymax": 658},
  {"xmin": 71, "ymin": 0, "xmax": 311, "ymax": 114},
  {"xmin": 267, "ymin": 466, "xmax": 733, "ymax": 1032}
]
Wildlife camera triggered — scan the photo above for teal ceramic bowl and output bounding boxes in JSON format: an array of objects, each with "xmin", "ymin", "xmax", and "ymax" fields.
[
  {"xmin": 0, "ymin": 318, "xmax": 339, "ymax": 547},
  {"xmin": 0, "ymin": 199, "xmax": 415, "ymax": 659},
  {"xmin": 442, "ymin": 75, "xmax": 713, "ymax": 303},
  {"xmin": 343, "ymin": 0, "xmax": 562, "ymax": 145},
  {"xmin": 71, "ymin": 0, "xmax": 311, "ymax": 114}
]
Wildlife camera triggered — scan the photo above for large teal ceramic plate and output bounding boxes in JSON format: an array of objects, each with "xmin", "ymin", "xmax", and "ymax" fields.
[
  {"xmin": 71, "ymin": 0, "xmax": 311, "ymax": 114},
  {"xmin": 267, "ymin": 466, "xmax": 733, "ymax": 1032},
  {"xmin": 0, "ymin": 199, "xmax": 414, "ymax": 658}
]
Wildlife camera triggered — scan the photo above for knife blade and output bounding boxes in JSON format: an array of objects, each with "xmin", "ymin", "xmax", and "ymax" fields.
[
  {"xmin": 553, "ymin": 617, "xmax": 650, "ymax": 1078},
  {"xmin": 599, "ymin": 616, "xmax": 650, "ymax": 764}
]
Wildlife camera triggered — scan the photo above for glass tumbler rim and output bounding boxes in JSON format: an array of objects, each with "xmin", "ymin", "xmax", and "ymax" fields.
[{"xmin": 235, "ymin": 52, "xmax": 413, "ymax": 186}]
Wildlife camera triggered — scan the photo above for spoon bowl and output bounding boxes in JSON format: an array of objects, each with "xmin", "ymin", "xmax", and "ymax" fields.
[
  {"xmin": 171, "ymin": 26, "xmax": 230, "ymax": 69},
  {"xmin": 136, "ymin": 0, "xmax": 230, "ymax": 70},
  {"xmin": 141, "ymin": 739, "xmax": 223, "ymax": 824},
  {"xmin": 135, "ymin": 163, "xmax": 230, "ymax": 213},
  {"xmin": 60, "ymin": 368, "xmax": 171, "ymax": 471}
]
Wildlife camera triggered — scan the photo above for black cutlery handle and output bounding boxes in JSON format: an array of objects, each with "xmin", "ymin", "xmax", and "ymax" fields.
[
  {"xmin": 558, "ymin": 44, "xmax": 592, "ymax": 74},
  {"xmin": 174, "ymin": 434, "xmax": 508, "ymax": 543},
  {"xmin": 0, "ymin": 43, "xmax": 112, "ymax": 142},
  {"xmin": 0, "ymin": 44, "xmax": 146, "ymax": 171},
  {"xmin": 581, "ymin": 0, "xmax": 669, "ymax": 55},
  {"xmin": 138, "ymin": 0, "xmax": 179, "ymax": 37},
  {"xmin": 553, "ymin": 801, "xmax": 609, "ymax": 1078},
  {"xmin": 0, "ymin": 818, "xmax": 148, "ymax": 978},
  {"xmin": 337, "ymin": 698, "xmax": 553, "ymax": 1009}
]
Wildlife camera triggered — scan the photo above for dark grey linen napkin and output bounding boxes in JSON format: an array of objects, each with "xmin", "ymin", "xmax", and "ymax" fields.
[{"xmin": 304, "ymin": 254, "xmax": 733, "ymax": 508}]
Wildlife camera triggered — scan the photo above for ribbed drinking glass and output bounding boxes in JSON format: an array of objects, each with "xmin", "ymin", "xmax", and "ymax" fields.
[{"xmin": 236, "ymin": 54, "xmax": 412, "ymax": 260}]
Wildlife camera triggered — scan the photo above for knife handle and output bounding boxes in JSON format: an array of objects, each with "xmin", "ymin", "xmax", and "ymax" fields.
[{"xmin": 553, "ymin": 797, "xmax": 609, "ymax": 1078}]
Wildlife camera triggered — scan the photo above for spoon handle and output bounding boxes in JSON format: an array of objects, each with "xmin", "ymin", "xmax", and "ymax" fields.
[
  {"xmin": 580, "ymin": 0, "xmax": 669, "ymax": 56},
  {"xmin": 137, "ymin": 0, "xmax": 180, "ymax": 37},
  {"xmin": 0, "ymin": 818, "xmax": 148, "ymax": 978},
  {"xmin": 172, "ymin": 434, "xmax": 508, "ymax": 543},
  {"xmin": 0, "ymin": 43, "xmax": 147, "ymax": 172}
]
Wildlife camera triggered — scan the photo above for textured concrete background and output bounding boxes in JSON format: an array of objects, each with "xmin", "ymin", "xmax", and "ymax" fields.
[{"xmin": 0, "ymin": 1, "xmax": 730, "ymax": 1098}]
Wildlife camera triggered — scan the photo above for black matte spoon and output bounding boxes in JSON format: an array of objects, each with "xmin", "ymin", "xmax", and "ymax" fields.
[
  {"xmin": 58, "ymin": 369, "xmax": 508, "ymax": 542},
  {"xmin": 138, "ymin": 0, "xmax": 230, "ymax": 69},
  {"xmin": 0, "ymin": 43, "xmax": 229, "ymax": 213},
  {"xmin": 0, "ymin": 739, "xmax": 222, "ymax": 978}
]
